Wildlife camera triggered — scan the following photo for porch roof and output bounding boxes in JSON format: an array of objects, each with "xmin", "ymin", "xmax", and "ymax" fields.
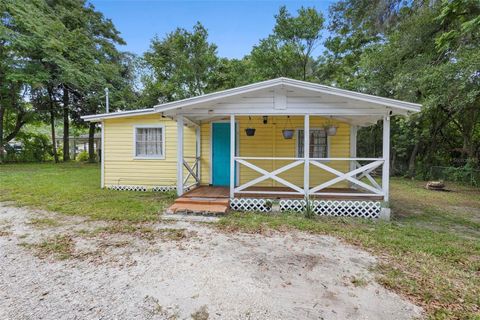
[
  {"xmin": 82, "ymin": 78, "xmax": 421, "ymax": 126},
  {"xmin": 156, "ymin": 77, "xmax": 420, "ymax": 127}
]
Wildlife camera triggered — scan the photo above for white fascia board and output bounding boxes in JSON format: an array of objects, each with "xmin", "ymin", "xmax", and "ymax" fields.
[
  {"xmin": 154, "ymin": 77, "xmax": 421, "ymax": 115},
  {"xmin": 81, "ymin": 108, "xmax": 158, "ymax": 122},
  {"xmin": 153, "ymin": 78, "xmax": 283, "ymax": 112},
  {"xmin": 282, "ymin": 78, "xmax": 422, "ymax": 112}
]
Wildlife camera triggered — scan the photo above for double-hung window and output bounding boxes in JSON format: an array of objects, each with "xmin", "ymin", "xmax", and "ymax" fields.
[
  {"xmin": 134, "ymin": 126, "xmax": 165, "ymax": 159},
  {"xmin": 297, "ymin": 129, "xmax": 328, "ymax": 158}
]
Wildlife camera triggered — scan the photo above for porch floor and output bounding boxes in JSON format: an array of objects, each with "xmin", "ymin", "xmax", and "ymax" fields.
[{"xmin": 182, "ymin": 185, "xmax": 383, "ymax": 201}]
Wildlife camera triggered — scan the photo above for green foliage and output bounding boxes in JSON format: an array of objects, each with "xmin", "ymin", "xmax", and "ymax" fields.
[
  {"xmin": 4, "ymin": 131, "xmax": 51, "ymax": 162},
  {"xmin": 141, "ymin": 22, "xmax": 219, "ymax": 106},
  {"xmin": 76, "ymin": 151, "xmax": 89, "ymax": 162},
  {"xmin": 322, "ymin": 0, "xmax": 480, "ymax": 174},
  {"xmin": 250, "ymin": 6, "xmax": 325, "ymax": 81}
]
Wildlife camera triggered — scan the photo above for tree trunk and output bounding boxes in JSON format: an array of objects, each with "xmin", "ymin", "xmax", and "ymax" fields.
[
  {"xmin": 50, "ymin": 108, "xmax": 58, "ymax": 163},
  {"xmin": 48, "ymin": 88, "xmax": 58, "ymax": 163},
  {"xmin": 407, "ymin": 141, "xmax": 420, "ymax": 178},
  {"xmin": 0, "ymin": 104, "xmax": 4, "ymax": 163},
  {"xmin": 88, "ymin": 122, "xmax": 96, "ymax": 162},
  {"xmin": 62, "ymin": 87, "xmax": 70, "ymax": 161}
]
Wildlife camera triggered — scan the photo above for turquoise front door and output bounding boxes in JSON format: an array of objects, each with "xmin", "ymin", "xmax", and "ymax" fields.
[{"xmin": 212, "ymin": 122, "xmax": 234, "ymax": 186}]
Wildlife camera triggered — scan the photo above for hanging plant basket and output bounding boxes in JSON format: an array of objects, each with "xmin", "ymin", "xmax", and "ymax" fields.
[
  {"xmin": 282, "ymin": 129, "xmax": 294, "ymax": 139},
  {"xmin": 282, "ymin": 116, "xmax": 294, "ymax": 139},
  {"xmin": 325, "ymin": 125, "xmax": 338, "ymax": 136},
  {"xmin": 245, "ymin": 128, "xmax": 256, "ymax": 136}
]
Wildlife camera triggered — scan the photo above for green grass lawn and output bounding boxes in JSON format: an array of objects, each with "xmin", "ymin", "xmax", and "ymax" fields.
[
  {"xmin": 0, "ymin": 162, "xmax": 175, "ymax": 221},
  {"xmin": 0, "ymin": 162, "xmax": 479, "ymax": 319}
]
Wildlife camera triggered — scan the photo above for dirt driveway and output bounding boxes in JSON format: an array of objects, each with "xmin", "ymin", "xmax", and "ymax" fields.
[{"xmin": 0, "ymin": 203, "xmax": 422, "ymax": 320}]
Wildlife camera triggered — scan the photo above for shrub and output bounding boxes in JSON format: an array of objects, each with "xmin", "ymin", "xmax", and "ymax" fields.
[
  {"xmin": 4, "ymin": 132, "xmax": 52, "ymax": 162},
  {"xmin": 77, "ymin": 151, "xmax": 89, "ymax": 162}
]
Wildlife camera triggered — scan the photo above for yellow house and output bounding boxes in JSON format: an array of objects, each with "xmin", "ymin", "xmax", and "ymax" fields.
[{"xmin": 82, "ymin": 78, "xmax": 421, "ymax": 218}]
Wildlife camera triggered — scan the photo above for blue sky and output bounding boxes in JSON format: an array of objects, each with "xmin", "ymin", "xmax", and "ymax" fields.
[{"xmin": 90, "ymin": 0, "xmax": 335, "ymax": 58}]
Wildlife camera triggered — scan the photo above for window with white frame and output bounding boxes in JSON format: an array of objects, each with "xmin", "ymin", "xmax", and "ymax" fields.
[
  {"xmin": 135, "ymin": 126, "xmax": 164, "ymax": 158},
  {"xmin": 297, "ymin": 129, "xmax": 328, "ymax": 158}
]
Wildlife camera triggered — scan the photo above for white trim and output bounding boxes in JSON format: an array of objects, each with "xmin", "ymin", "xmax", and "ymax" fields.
[
  {"xmin": 235, "ymin": 159, "xmax": 305, "ymax": 194},
  {"xmin": 382, "ymin": 116, "xmax": 390, "ymax": 202},
  {"xmin": 230, "ymin": 115, "xmax": 235, "ymax": 198},
  {"xmin": 196, "ymin": 126, "xmax": 201, "ymax": 184},
  {"xmin": 349, "ymin": 125, "xmax": 357, "ymax": 172},
  {"xmin": 154, "ymin": 78, "xmax": 421, "ymax": 114},
  {"xmin": 177, "ymin": 116, "xmax": 184, "ymax": 196},
  {"xmin": 100, "ymin": 121, "xmax": 105, "ymax": 188},
  {"xmin": 304, "ymin": 115, "xmax": 310, "ymax": 197},
  {"xmin": 82, "ymin": 108, "xmax": 157, "ymax": 122},
  {"xmin": 309, "ymin": 160, "xmax": 384, "ymax": 194},
  {"xmin": 132, "ymin": 124, "xmax": 166, "ymax": 160},
  {"xmin": 82, "ymin": 78, "xmax": 421, "ymax": 123}
]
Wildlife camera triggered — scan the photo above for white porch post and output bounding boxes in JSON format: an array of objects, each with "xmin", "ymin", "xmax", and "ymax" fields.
[
  {"xmin": 176, "ymin": 115, "xmax": 184, "ymax": 196},
  {"xmin": 100, "ymin": 121, "xmax": 105, "ymax": 188},
  {"xmin": 196, "ymin": 125, "xmax": 201, "ymax": 185},
  {"xmin": 304, "ymin": 115, "xmax": 310, "ymax": 197},
  {"xmin": 382, "ymin": 116, "xmax": 390, "ymax": 202},
  {"xmin": 350, "ymin": 125, "xmax": 357, "ymax": 172},
  {"xmin": 230, "ymin": 114, "xmax": 235, "ymax": 198}
]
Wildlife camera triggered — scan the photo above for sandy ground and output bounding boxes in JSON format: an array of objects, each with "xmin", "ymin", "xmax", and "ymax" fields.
[{"xmin": 0, "ymin": 203, "xmax": 423, "ymax": 320}]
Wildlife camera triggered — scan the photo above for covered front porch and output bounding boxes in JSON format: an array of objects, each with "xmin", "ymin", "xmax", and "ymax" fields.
[
  {"xmin": 157, "ymin": 78, "xmax": 420, "ymax": 217},
  {"xmin": 174, "ymin": 113, "xmax": 390, "ymax": 203}
]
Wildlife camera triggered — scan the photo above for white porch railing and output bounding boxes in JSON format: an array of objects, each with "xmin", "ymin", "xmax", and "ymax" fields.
[
  {"xmin": 233, "ymin": 157, "xmax": 385, "ymax": 198},
  {"xmin": 183, "ymin": 156, "xmax": 200, "ymax": 190}
]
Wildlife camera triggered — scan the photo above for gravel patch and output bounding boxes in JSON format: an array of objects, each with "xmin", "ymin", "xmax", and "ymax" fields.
[{"xmin": 0, "ymin": 203, "xmax": 423, "ymax": 319}]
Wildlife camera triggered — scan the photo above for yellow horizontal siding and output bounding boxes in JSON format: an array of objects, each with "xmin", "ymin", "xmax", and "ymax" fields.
[
  {"xmin": 104, "ymin": 114, "xmax": 196, "ymax": 187},
  {"xmin": 200, "ymin": 116, "xmax": 351, "ymax": 188},
  {"xmin": 103, "ymin": 114, "xmax": 351, "ymax": 189}
]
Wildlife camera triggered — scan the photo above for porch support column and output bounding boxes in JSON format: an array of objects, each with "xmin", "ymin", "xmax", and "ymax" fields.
[
  {"xmin": 349, "ymin": 125, "xmax": 357, "ymax": 171},
  {"xmin": 304, "ymin": 115, "xmax": 310, "ymax": 197},
  {"xmin": 230, "ymin": 114, "xmax": 235, "ymax": 198},
  {"xmin": 382, "ymin": 116, "xmax": 390, "ymax": 202},
  {"xmin": 100, "ymin": 121, "xmax": 105, "ymax": 188},
  {"xmin": 196, "ymin": 125, "xmax": 201, "ymax": 185},
  {"xmin": 176, "ymin": 115, "xmax": 184, "ymax": 196},
  {"xmin": 349, "ymin": 125, "xmax": 358, "ymax": 189}
]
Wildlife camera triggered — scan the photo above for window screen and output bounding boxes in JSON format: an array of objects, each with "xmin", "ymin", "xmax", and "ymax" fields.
[
  {"xmin": 135, "ymin": 127, "xmax": 163, "ymax": 157},
  {"xmin": 297, "ymin": 129, "xmax": 328, "ymax": 158}
]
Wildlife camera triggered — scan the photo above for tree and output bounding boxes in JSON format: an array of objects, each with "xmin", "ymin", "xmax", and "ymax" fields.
[
  {"xmin": 141, "ymin": 22, "xmax": 219, "ymax": 105},
  {"xmin": 250, "ymin": 6, "xmax": 324, "ymax": 81},
  {"xmin": 320, "ymin": 0, "xmax": 480, "ymax": 175},
  {"xmin": 0, "ymin": 0, "xmax": 49, "ymax": 162}
]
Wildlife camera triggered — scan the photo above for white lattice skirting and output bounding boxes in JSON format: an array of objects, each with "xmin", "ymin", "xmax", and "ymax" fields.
[
  {"xmin": 230, "ymin": 198, "xmax": 272, "ymax": 213},
  {"xmin": 151, "ymin": 186, "xmax": 177, "ymax": 192},
  {"xmin": 107, "ymin": 185, "xmax": 176, "ymax": 192},
  {"xmin": 279, "ymin": 199, "xmax": 381, "ymax": 218}
]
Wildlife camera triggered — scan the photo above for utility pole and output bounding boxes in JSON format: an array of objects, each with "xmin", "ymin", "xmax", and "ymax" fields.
[{"xmin": 105, "ymin": 87, "xmax": 109, "ymax": 113}]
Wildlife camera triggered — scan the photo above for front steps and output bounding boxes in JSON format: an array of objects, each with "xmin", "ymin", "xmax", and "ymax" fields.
[{"xmin": 166, "ymin": 197, "xmax": 230, "ymax": 215}]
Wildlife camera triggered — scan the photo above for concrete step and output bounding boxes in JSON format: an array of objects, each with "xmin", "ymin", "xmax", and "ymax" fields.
[{"xmin": 166, "ymin": 202, "xmax": 229, "ymax": 215}]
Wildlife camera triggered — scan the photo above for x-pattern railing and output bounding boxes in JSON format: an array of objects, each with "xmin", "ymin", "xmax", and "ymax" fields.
[
  {"xmin": 309, "ymin": 158, "xmax": 384, "ymax": 196},
  {"xmin": 233, "ymin": 157, "xmax": 385, "ymax": 197},
  {"xmin": 183, "ymin": 156, "xmax": 200, "ymax": 190}
]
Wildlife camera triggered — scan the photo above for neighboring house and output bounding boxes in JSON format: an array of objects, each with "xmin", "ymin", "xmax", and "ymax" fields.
[
  {"xmin": 55, "ymin": 134, "xmax": 101, "ymax": 160},
  {"xmin": 82, "ymin": 78, "xmax": 421, "ymax": 218}
]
